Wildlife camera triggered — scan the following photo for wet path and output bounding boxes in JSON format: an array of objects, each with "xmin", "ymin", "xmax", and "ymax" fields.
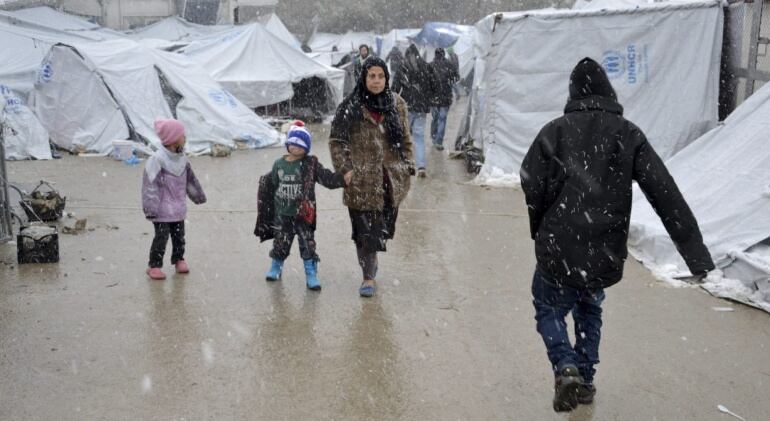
[{"xmin": 1, "ymin": 100, "xmax": 769, "ymax": 420}]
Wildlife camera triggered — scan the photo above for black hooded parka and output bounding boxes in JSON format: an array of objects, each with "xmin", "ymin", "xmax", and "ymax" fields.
[{"xmin": 521, "ymin": 57, "xmax": 715, "ymax": 289}]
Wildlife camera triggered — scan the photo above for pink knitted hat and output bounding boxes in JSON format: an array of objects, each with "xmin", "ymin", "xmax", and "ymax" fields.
[{"xmin": 154, "ymin": 118, "xmax": 185, "ymax": 146}]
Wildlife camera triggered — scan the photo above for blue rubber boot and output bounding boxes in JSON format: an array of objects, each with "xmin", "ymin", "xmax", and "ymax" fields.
[
  {"xmin": 265, "ymin": 258, "xmax": 283, "ymax": 282},
  {"xmin": 304, "ymin": 259, "xmax": 321, "ymax": 291}
]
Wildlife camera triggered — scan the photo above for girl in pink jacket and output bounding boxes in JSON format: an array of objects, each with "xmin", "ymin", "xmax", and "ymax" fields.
[{"xmin": 142, "ymin": 119, "xmax": 206, "ymax": 280}]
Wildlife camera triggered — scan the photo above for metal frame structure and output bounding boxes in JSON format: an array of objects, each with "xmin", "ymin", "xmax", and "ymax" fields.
[
  {"xmin": 740, "ymin": 0, "xmax": 770, "ymax": 98},
  {"xmin": 0, "ymin": 121, "xmax": 14, "ymax": 243},
  {"xmin": 722, "ymin": 0, "xmax": 770, "ymax": 117}
]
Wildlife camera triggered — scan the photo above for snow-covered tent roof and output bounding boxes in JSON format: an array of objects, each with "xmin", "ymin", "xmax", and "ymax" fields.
[
  {"xmin": 2, "ymin": 6, "xmax": 98, "ymax": 30},
  {"xmin": 628, "ymin": 81, "xmax": 770, "ymax": 313},
  {"xmin": 1, "ymin": 84, "xmax": 51, "ymax": 160},
  {"xmin": 307, "ymin": 31, "xmax": 340, "ymax": 52},
  {"xmin": 0, "ymin": 6, "xmax": 123, "ymax": 40},
  {"xmin": 465, "ymin": 0, "xmax": 723, "ymax": 185},
  {"xmin": 126, "ymin": 15, "xmax": 230, "ymax": 42},
  {"xmin": 0, "ymin": 23, "xmax": 54, "ymax": 95},
  {"xmin": 259, "ymin": 13, "xmax": 301, "ymax": 50},
  {"xmin": 336, "ymin": 31, "xmax": 376, "ymax": 53},
  {"xmin": 573, "ymin": 0, "xmax": 660, "ymax": 10},
  {"xmin": 308, "ymin": 31, "xmax": 376, "ymax": 54},
  {"xmin": 0, "ymin": 12, "xmax": 118, "ymax": 95},
  {"xmin": 30, "ymin": 38, "xmax": 279, "ymax": 154},
  {"xmin": 180, "ymin": 23, "xmax": 345, "ymax": 109}
]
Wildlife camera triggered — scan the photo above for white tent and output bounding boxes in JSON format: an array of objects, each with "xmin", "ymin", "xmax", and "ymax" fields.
[
  {"xmin": 308, "ymin": 30, "xmax": 376, "ymax": 54},
  {"xmin": 147, "ymin": 48, "xmax": 280, "ymax": 150},
  {"xmin": 31, "ymin": 38, "xmax": 279, "ymax": 154},
  {"xmin": 2, "ymin": 6, "xmax": 99, "ymax": 31},
  {"xmin": 377, "ymin": 28, "xmax": 420, "ymax": 57},
  {"xmin": 336, "ymin": 31, "xmax": 377, "ymax": 53},
  {"xmin": 0, "ymin": 6, "xmax": 123, "ymax": 41},
  {"xmin": 307, "ymin": 32, "xmax": 341, "ymax": 52},
  {"xmin": 466, "ymin": 0, "xmax": 723, "ymax": 185},
  {"xmin": 260, "ymin": 13, "xmax": 301, "ymax": 51},
  {"xmin": 1, "ymin": 84, "xmax": 51, "ymax": 160},
  {"xmin": 126, "ymin": 15, "xmax": 230, "ymax": 42},
  {"xmin": 628, "ymin": 81, "xmax": 770, "ymax": 313},
  {"xmin": 0, "ymin": 13, "xmax": 117, "ymax": 96},
  {"xmin": 180, "ymin": 24, "xmax": 345, "ymax": 109}
]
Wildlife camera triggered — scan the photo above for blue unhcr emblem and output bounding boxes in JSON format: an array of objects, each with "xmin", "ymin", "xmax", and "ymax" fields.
[
  {"xmin": 209, "ymin": 89, "xmax": 237, "ymax": 108},
  {"xmin": 39, "ymin": 62, "xmax": 54, "ymax": 83},
  {"xmin": 5, "ymin": 97, "xmax": 22, "ymax": 114},
  {"xmin": 601, "ymin": 51, "xmax": 624, "ymax": 80}
]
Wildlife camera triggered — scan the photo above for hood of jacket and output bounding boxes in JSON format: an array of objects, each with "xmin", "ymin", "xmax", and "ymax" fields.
[{"xmin": 565, "ymin": 57, "xmax": 623, "ymax": 115}]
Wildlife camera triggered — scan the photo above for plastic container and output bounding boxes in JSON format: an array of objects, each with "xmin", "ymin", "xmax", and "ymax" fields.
[{"xmin": 111, "ymin": 140, "xmax": 135, "ymax": 161}]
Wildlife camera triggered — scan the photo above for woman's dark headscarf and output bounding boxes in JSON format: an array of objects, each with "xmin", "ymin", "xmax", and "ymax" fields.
[{"xmin": 330, "ymin": 56, "xmax": 406, "ymax": 152}]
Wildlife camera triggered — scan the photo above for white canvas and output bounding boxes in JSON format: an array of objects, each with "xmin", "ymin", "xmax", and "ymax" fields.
[{"xmin": 468, "ymin": 0, "xmax": 723, "ymax": 185}]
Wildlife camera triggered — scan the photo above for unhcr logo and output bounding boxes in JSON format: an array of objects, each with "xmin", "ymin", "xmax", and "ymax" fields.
[
  {"xmin": 601, "ymin": 51, "xmax": 624, "ymax": 80},
  {"xmin": 39, "ymin": 62, "xmax": 54, "ymax": 83},
  {"xmin": 209, "ymin": 89, "xmax": 237, "ymax": 108}
]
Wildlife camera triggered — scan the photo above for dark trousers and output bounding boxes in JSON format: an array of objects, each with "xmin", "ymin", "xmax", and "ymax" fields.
[
  {"xmin": 149, "ymin": 221, "xmax": 185, "ymax": 268},
  {"xmin": 355, "ymin": 246, "xmax": 378, "ymax": 280},
  {"xmin": 270, "ymin": 215, "xmax": 318, "ymax": 261},
  {"xmin": 532, "ymin": 268, "xmax": 605, "ymax": 384}
]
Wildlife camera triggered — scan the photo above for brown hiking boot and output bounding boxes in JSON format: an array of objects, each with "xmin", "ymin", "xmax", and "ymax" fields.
[
  {"xmin": 552, "ymin": 365, "xmax": 582, "ymax": 412},
  {"xmin": 577, "ymin": 383, "xmax": 596, "ymax": 404}
]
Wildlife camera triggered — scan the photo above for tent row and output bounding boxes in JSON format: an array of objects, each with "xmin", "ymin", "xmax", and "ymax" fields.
[
  {"xmin": 0, "ymin": 7, "xmax": 281, "ymax": 158},
  {"xmin": 32, "ymin": 38, "xmax": 280, "ymax": 154}
]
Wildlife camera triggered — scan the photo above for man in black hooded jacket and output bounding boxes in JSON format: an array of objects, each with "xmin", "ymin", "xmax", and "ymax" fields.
[
  {"xmin": 392, "ymin": 44, "xmax": 434, "ymax": 177},
  {"xmin": 521, "ymin": 57, "xmax": 715, "ymax": 412}
]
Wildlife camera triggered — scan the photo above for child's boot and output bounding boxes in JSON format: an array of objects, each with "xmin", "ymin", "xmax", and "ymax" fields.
[
  {"xmin": 303, "ymin": 259, "xmax": 321, "ymax": 291},
  {"xmin": 265, "ymin": 258, "xmax": 284, "ymax": 281},
  {"xmin": 552, "ymin": 365, "xmax": 582, "ymax": 412},
  {"xmin": 576, "ymin": 383, "xmax": 596, "ymax": 404}
]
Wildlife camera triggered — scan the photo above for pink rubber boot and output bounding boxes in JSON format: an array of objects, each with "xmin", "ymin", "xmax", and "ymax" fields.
[
  {"xmin": 175, "ymin": 260, "xmax": 189, "ymax": 274},
  {"xmin": 146, "ymin": 267, "xmax": 166, "ymax": 280}
]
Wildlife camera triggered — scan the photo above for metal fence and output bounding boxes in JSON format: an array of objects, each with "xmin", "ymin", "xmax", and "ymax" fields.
[
  {"xmin": 0, "ymin": 122, "xmax": 13, "ymax": 243},
  {"xmin": 721, "ymin": 0, "xmax": 770, "ymax": 118}
]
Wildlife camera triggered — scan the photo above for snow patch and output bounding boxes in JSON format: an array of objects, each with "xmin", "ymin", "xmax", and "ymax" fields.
[
  {"xmin": 701, "ymin": 273, "xmax": 770, "ymax": 313},
  {"xmin": 471, "ymin": 166, "xmax": 520, "ymax": 187},
  {"xmin": 142, "ymin": 375, "xmax": 152, "ymax": 394}
]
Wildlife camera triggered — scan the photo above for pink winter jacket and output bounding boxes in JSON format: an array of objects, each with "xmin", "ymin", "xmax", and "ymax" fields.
[{"xmin": 142, "ymin": 164, "xmax": 206, "ymax": 222}]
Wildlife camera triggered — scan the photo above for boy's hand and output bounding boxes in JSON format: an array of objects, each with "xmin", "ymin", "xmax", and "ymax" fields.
[{"xmin": 344, "ymin": 171, "xmax": 353, "ymax": 186}]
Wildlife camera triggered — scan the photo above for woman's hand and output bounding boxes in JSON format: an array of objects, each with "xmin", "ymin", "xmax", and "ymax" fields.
[{"xmin": 344, "ymin": 171, "xmax": 353, "ymax": 186}]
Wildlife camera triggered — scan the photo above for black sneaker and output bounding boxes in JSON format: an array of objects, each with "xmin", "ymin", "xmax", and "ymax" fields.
[
  {"xmin": 577, "ymin": 383, "xmax": 596, "ymax": 404},
  {"xmin": 552, "ymin": 366, "xmax": 583, "ymax": 412}
]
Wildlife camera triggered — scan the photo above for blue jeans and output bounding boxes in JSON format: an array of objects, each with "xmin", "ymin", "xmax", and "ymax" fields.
[
  {"xmin": 430, "ymin": 106, "xmax": 449, "ymax": 146},
  {"xmin": 532, "ymin": 268, "xmax": 605, "ymax": 384},
  {"xmin": 408, "ymin": 112, "xmax": 426, "ymax": 169}
]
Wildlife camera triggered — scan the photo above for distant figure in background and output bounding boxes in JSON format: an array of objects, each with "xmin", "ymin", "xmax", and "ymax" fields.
[
  {"xmin": 385, "ymin": 46, "xmax": 404, "ymax": 80},
  {"xmin": 429, "ymin": 47, "xmax": 459, "ymax": 151},
  {"xmin": 353, "ymin": 44, "xmax": 372, "ymax": 80},
  {"xmin": 446, "ymin": 46, "xmax": 462, "ymax": 99},
  {"xmin": 392, "ymin": 44, "xmax": 434, "ymax": 178},
  {"xmin": 142, "ymin": 119, "xmax": 207, "ymax": 281},
  {"xmin": 521, "ymin": 57, "xmax": 715, "ymax": 413}
]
